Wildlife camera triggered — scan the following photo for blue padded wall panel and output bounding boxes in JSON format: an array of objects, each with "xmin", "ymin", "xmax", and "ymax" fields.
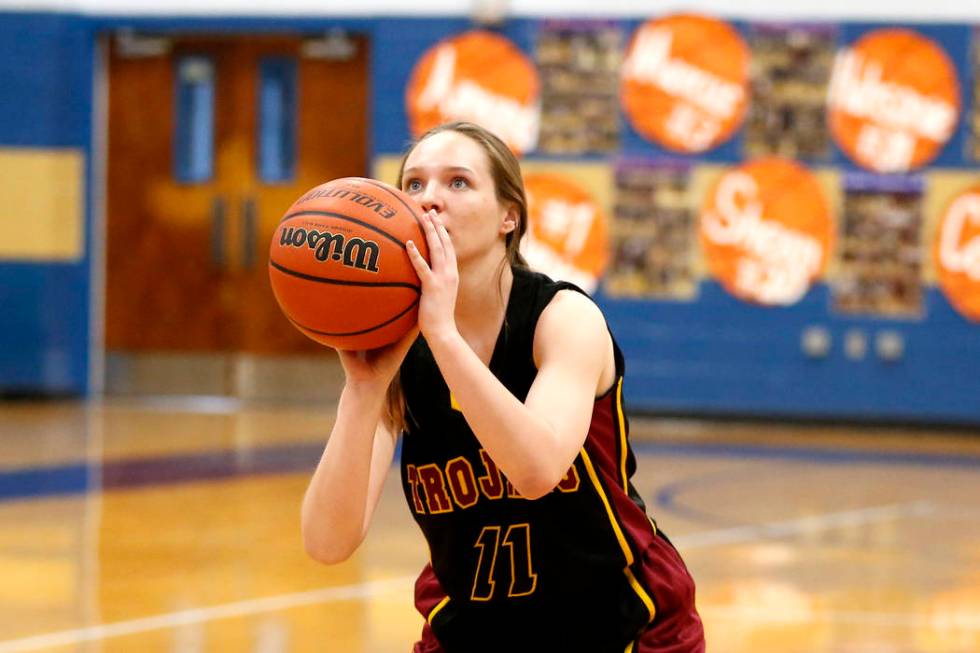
[{"xmin": 0, "ymin": 12, "xmax": 92, "ymax": 395}]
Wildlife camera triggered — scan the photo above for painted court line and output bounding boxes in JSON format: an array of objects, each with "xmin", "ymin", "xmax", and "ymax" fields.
[
  {"xmin": 0, "ymin": 576, "xmax": 416, "ymax": 653},
  {"xmin": 672, "ymin": 500, "xmax": 934, "ymax": 549},
  {"xmin": 0, "ymin": 501, "xmax": 937, "ymax": 651},
  {"xmin": 702, "ymin": 604, "xmax": 980, "ymax": 631}
]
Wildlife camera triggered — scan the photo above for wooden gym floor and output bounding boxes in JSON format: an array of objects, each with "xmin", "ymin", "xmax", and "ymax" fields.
[{"xmin": 0, "ymin": 398, "xmax": 978, "ymax": 652}]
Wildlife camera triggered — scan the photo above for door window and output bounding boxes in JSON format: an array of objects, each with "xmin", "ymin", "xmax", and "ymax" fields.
[
  {"xmin": 174, "ymin": 55, "xmax": 216, "ymax": 183},
  {"xmin": 257, "ymin": 57, "xmax": 298, "ymax": 183}
]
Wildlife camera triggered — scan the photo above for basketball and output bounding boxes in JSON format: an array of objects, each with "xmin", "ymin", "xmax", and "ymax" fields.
[{"xmin": 268, "ymin": 177, "xmax": 429, "ymax": 351}]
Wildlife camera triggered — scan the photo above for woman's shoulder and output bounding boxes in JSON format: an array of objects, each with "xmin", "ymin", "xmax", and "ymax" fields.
[
  {"xmin": 513, "ymin": 264, "xmax": 594, "ymax": 308},
  {"xmin": 531, "ymin": 282, "xmax": 615, "ymax": 384},
  {"xmin": 539, "ymin": 287, "xmax": 605, "ymax": 330},
  {"xmin": 513, "ymin": 265, "xmax": 599, "ymax": 314}
]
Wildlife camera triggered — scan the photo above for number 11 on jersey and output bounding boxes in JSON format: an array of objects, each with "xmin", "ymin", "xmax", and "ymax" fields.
[{"xmin": 470, "ymin": 523, "xmax": 538, "ymax": 601}]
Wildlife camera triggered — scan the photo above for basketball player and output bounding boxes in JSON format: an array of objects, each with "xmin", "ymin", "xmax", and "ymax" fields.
[{"xmin": 301, "ymin": 122, "xmax": 705, "ymax": 652}]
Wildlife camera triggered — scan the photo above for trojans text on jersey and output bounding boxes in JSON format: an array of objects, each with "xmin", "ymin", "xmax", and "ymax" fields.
[{"xmin": 405, "ymin": 448, "xmax": 581, "ymax": 515}]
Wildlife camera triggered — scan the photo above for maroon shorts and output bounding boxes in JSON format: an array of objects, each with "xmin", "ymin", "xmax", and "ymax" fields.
[{"xmin": 630, "ymin": 530, "xmax": 705, "ymax": 652}]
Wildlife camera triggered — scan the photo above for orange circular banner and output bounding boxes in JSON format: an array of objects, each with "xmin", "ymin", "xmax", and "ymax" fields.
[
  {"xmin": 828, "ymin": 28, "xmax": 960, "ymax": 173},
  {"xmin": 523, "ymin": 172, "xmax": 609, "ymax": 292},
  {"xmin": 935, "ymin": 186, "xmax": 980, "ymax": 322},
  {"xmin": 405, "ymin": 30, "xmax": 540, "ymax": 155},
  {"xmin": 700, "ymin": 158, "xmax": 833, "ymax": 305},
  {"xmin": 620, "ymin": 14, "xmax": 750, "ymax": 153}
]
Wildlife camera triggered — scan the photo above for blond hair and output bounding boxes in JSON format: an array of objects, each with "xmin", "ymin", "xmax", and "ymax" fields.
[{"xmin": 384, "ymin": 122, "xmax": 529, "ymax": 433}]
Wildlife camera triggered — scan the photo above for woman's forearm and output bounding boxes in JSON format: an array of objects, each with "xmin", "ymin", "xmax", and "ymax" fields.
[
  {"xmin": 425, "ymin": 331, "xmax": 570, "ymax": 499},
  {"xmin": 301, "ymin": 383, "xmax": 391, "ymax": 563}
]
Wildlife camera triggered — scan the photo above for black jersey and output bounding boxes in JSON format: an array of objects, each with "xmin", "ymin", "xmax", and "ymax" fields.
[{"xmin": 399, "ymin": 266, "xmax": 702, "ymax": 653}]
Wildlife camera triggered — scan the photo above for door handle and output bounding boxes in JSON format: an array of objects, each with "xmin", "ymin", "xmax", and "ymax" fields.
[
  {"xmin": 210, "ymin": 195, "xmax": 226, "ymax": 269},
  {"xmin": 241, "ymin": 196, "xmax": 257, "ymax": 270}
]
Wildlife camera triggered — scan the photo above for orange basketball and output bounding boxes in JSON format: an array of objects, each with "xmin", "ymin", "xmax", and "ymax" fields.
[{"xmin": 268, "ymin": 177, "xmax": 429, "ymax": 350}]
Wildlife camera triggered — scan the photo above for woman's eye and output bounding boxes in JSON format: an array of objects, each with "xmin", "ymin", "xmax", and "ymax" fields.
[
  {"xmin": 450, "ymin": 177, "xmax": 468, "ymax": 189},
  {"xmin": 405, "ymin": 180, "xmax": 422, "ymax": 193}
]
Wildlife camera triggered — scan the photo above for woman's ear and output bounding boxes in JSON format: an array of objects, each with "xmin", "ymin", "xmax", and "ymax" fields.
[{"xmin": 499, "ymin": 204, "xmax": 518, "ymax": 235}]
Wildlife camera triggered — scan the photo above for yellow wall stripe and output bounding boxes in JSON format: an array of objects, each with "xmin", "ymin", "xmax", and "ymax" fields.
[
  {"xmin": 427, "ymin": 596, "xmax": 450, "ymax": 625},
  {"xmin": 0, "ymin": 148, "xmax": 84, "ymax": 261},
  {"xmin": 615, "ymin": 377, "xmax": 629, "ymax": 493}
]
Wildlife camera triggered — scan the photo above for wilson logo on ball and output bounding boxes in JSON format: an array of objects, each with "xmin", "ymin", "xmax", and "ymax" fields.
[
  {"xmin": 269, "ymin": 177, "xmax": 428, "ymax": 350},
  {"xmin": 279, "ymin": 225, "xmax": 381, "ymax": 273}
]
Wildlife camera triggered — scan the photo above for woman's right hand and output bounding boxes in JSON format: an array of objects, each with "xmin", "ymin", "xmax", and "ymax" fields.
[{"xmin": 336, "ymin": 326, "xmax": 419, "ymax": 390}]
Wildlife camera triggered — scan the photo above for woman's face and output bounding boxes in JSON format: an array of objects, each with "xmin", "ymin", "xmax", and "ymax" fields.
[{"xmin": 401, "ymin": 130, "xmax": 516, "ymax": 265}]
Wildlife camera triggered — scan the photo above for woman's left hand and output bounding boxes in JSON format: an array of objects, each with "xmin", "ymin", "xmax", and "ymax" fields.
[{"xmin": 407, "ymin": 210, "xmax": 459, "ymax": 342}]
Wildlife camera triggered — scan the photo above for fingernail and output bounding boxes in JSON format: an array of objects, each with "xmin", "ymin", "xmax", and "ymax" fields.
[{"xmin": 407, "ymin": 240, "xmax": 415, "ymax": 249}]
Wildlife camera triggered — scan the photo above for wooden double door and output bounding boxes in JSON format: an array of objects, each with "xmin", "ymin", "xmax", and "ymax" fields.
[{"xmin": 105, "ymin": 33, "xmax": 368, "ymax": 392}]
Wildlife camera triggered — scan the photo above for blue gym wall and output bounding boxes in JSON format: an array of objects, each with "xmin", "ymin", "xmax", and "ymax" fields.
[
  {"xmin": 0, "ymin": 12, "xmax": 92, "ymax": 394},
  {"xmin": 0, "ymin": 10, "xmax": 977, "ymax": 424}
]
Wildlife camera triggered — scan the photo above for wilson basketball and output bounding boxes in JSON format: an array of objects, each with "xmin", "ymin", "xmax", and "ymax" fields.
[{"xmin": 268, "ymin": 177, "xmax": 429, "ymax": 351}]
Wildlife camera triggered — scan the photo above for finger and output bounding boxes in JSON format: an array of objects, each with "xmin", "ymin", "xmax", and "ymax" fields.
[
  {"xmin": 431, "ymin": 214, "xmax": 456, "ymax": 269},
  {"xmin": 430, "ymin": 213, "xmax": 449, "ymax": 247},
  {"xmin": 407, "ymin": 240, "xmax": 432, "ymax": 281},
  {"xmin": 422, "ymin": 211, "xmax": 445, "ymax": 269}
]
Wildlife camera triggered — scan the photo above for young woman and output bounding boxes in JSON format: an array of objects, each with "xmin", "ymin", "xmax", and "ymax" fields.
[{"xmin": 301, "ymin": 122, "xmax": 705, "ymax": 652}]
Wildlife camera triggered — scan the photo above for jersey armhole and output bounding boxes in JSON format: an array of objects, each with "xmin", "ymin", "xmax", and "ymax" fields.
[{"xmin": 538, "ymin": 283, "xmax": 625, "ymax": 394}]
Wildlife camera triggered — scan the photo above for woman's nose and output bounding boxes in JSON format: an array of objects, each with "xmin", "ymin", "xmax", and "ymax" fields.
[{"xmin": 418, "ymin": 183, "xmax": 443, "ymax": 213}]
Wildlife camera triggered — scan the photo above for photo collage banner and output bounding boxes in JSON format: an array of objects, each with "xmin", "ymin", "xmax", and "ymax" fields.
[{"xmin": 386, "ymin": 14, "xmax": 980, "ymax": 323}]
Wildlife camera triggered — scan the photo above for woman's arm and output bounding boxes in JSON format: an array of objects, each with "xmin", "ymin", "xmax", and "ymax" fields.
[
  {"xmin": 425, "ymin": 290, "xmax": 611, "ymax": 499},
  {"xmin": 407, "ymin": 211, "xmax": 612, "ymax": 499},
  {"xmin": 300, "ymin": 330, "xmax": 416, "ymax": 564},
  {"xmin": 300, "ymin": 386, "xmax": 398, "ymax": 564}
]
